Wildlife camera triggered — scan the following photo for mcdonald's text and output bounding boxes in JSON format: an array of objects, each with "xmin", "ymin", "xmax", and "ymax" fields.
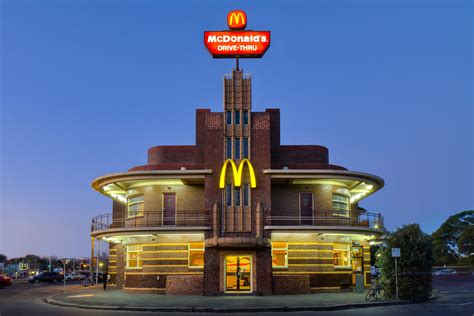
[{"xmin": 204, "ymin": 31, "xmax": 271, "ymax": 58}]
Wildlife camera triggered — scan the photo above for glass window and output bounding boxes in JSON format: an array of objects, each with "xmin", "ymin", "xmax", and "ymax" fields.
[
  {"xmin": 272, "ymin": 242, "xmax": 288, "ymax": 268},
  {"xmin": 234, "ymin": 138, "xmax": 240, "ymax": 159},
  {"xmin": 332, "ymin": 193, "xmax": 349, "ymax": 217},
  {"xmin": 234, "ymin": 110, "xmax": 240, "ymax": 124},
  {"xmin": 127, "ymin": 195, "xmax": 144, "ymax": 218},
  {"xmin": 126, "ymin": 245, "xmax": 142, "ymax": 269},
  {"xmin": 352, "ymin": 246, "xmax": 363, "ymax": 272},
  {"xmin": 243, "ymin": 184, "xmax": 250, "ymax": 207},
  {"xmin": 234, "ymin": 187, "xmax": 241, "ymax": 207},
  {"xmin": 226, "ymin": 111, "xmax": 232, "ymax": 125},
  {"xmin": 189, "ymin": 242, "xmax": 204, "ymax": 268},
  {"xmin": 333, "ymin": 243, "xmax": 351, "ymax": 268},
  {"xmin": 243, "ymin": 138, "xmax": 249, "ymax": 158},
  {"xmin": 225, "ymin": 184, "xmax": 232, "ymax": 207},
  {"xmin": 243, "ymin": 111, "xmax": 249, "ymax": 125},
  {"xmin": 226, "ymin": 138, "xmax": 232, "ymax": 159}
]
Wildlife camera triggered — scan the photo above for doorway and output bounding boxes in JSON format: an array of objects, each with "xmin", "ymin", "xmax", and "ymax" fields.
[
  {"xmin": 163, "ymin": 193, "xmax": 176, "ymax": 226},
  {"xmin": 300, "ymin": 192, "xmax": 313, "ymax": 225},
  {"xmin": 225, "ymin": 255, "xmax": 252, "ymax": 293}
]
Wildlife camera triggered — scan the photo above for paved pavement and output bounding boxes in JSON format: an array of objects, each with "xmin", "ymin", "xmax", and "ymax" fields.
[{"xmin": 0, "ymin": 275, "xmax": 472, "ymax": 315}]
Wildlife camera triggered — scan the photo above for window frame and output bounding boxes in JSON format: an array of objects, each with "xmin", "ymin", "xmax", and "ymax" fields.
[
  {"xmin": 127, "ymin": 195, "xmax": 144, "ymax": 218},
  {"xmin": 226, "ymin": 138, "xmax": 232, "ymax": 159},
  {"xmin": 126, "ymin": 245, "xmax": 143, "ymax": 269},
  {"xmin": 243, "ymin": 111, "xmax": 249, "ymax": 125},
  {"xmin": 333, "ymin": 243, "xmax": 351, "ymax": 269},
  {"xmin": 234, "ymin": 186, "xmax": 241, "ymax": 207},
  {"xmin": 243, "ymin": 137, "xmax": 249, "ymax": 159},
  {"xmin": 234, "ymin": 138, "xmax": 241, "ymax": 159},
  {"xmin": 234, "ymin": 110, "xmax": 240, "ymax": 125},
  {"xmin": 243, "ymin": 183, "xmax": 250, "ymax": 207},
  {"xmin": 271, "ymin": 242, "xmax": 288, "ymax": 269},
  {"xmin": 332, "ymin": 193, "xmax": 350, "ymax": 217},
  {"xmin": 225, "ymin": 184, "xmax": 232, "ymax": 207},
  {"xmin": 188, "ymin": 242, "xmax": 205, "ymax": 269},
  {"xmin": 226, "ymin": 111, "xmax": 232, "ymax": 125}
]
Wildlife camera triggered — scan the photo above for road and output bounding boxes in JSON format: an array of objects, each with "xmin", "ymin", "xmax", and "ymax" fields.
[{"xmin": 0, "ymin": 276, "xmax": 472, "ymax": 316}]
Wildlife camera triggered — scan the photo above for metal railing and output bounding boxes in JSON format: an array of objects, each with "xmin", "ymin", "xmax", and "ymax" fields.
[
  {"xmin": 91, "ymin": 210, "xmax": 211, "ymax": 233},
  {"xmin": 265, "ymin": 210, "xmax": 384, "ymax": 230}
]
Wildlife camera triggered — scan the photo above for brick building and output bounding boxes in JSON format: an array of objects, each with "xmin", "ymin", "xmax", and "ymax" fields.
[{"xmin": 90, "ymin": 67, "xmax": 385, "ymax": 295}]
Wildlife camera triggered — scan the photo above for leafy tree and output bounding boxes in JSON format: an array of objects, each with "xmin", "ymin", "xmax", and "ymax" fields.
[
  {"xmin": 377, "ymin": 224, "xmax": 433, "ymax": 301},
  {"xmin": 458, "ymin": 225, "xmax": 474, "ymax": 256},
  {"xmin": 432, "ymin": 210, "xmax": 474, "ymax": 265},
  {"xmin": 0, "ymin": 254, "xmax": 6, "ymax": 263}
]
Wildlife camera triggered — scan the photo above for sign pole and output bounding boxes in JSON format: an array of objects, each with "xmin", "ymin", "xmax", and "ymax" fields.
[
  {"xmin": 63, "ymin": 259, "xmax": 66, "ymax": 293},
  {"xmin": 395, "ymin": 257, "xmax": 399, "ymax": 300}
]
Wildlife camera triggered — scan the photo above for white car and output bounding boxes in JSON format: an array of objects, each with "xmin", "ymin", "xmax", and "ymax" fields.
[
  {"xmin": 433, "ymin": 268, "xmax": 457, "ymax": 276},
  {"xmin": 64, "ymin": 273, "xmax": 85, "ymax": 281}
]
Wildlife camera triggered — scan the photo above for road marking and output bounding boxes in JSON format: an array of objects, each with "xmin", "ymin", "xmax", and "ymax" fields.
[{"xmin": 67, "ymin": 294, "xmax": 95, "ymax": 298}]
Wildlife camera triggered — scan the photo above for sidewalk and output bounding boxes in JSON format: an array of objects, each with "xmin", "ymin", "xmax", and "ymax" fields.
[{"xmin": 45, "ymin": 288, "xmax": 435, "ymax": 313}]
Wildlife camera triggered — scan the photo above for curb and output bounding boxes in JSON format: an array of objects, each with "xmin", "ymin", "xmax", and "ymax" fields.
[{"xmin": 44, "ymin": 294, "xmax": 438, "ymax": 313}]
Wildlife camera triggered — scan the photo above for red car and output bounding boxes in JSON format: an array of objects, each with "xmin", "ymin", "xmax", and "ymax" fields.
[{"xmin": 0, "ymin": 275, "xmax": 12, "ymax": 288}]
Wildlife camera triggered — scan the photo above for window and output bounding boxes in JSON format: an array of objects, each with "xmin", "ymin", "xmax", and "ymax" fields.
[
  {"xmin": 189, "ymin": 242, "xmax": 204, "ymax": 268},
  {"xmin": 127, "ymin": 195, "xmax": 144, "ymax": 218},
  {"xmin": 234, "ymin": 187, "xmax": 241, "ymax": 207},
  {"xmin": 126, "ymin": 245, "xmax": 142, "ymax": 269},
  {"xmin": 225, "ymin": 184, "xmax": 232, "ymax": 207},
  {"xmin": 352, "ymin": 246, "xmax": 363, "ymax": 272},
  {"xmin": 234, "ymin": 110, "xmax": 240, "ymax": 124},
  {"xmin": 243, "ymin": 184, "xmax": 250, "ymax": 207},
  {"xmin": 226, "ymin": 111, "xmax": 232, "ymax": 125},
  {"xmin": 226, "ymin": 138, "xmax": 232, "ymax": 159},
  {"xmin": 332, "ymin": 193, "xmax": 349, "ymax": 217},
  {"xmin": 272, "ymin": 242, "xmax": 288, "ymax": 268},
  {"xmin": 333, "ymin": 243, "xmax": 351, "ymax": 268},
  {"xmin": 243, "ymin": 111, "xmax": 249, "ymax": 125},
  {"xmin": 243, "ymin": 138, "xmax": 249, "ymax": 158},
  {"xmin": 234, "ymin": 138, "xmax": 240, "ymax": 159}
]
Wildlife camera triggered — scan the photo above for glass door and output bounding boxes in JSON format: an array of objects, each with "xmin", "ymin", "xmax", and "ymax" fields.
[
  {"xmin": 225, "ymin": 255, "xmax": 252, "ymax": 293},
  {"xmin": 163, "ymin": 193, "xmax": 176, "ymax": 226}
]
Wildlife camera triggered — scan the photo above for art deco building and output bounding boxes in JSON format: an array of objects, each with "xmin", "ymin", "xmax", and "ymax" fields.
[{"xmin": 91, "ymin": 67, "xmax": 385, "ymax": 295}]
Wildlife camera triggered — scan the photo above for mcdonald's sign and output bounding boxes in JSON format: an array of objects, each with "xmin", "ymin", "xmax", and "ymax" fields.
[
  {"xmin": 204, "ymin": 10, "xmax": 270, "ymax": 59},
  {"xmin": 227, "ymin": 10, "xmax": 247, "ymax": 30},
  {"xmin": 219, "ymin": 159, "xmax": 257, "ymax": 189}
]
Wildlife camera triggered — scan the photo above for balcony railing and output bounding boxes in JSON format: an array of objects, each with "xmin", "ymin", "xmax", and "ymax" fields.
[
  {"xmin": 265, "ymin": 210, "xmax": 384, "ymax": 230},
  {"xmin": 91, "ymin": 210, "xmax": 211, "ymax": 233}
]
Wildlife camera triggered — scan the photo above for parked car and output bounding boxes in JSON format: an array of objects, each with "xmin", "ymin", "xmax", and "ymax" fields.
[
  {"xmin": 65, "ymin": 273, "xmax": 85, "ymax": 281},
  {"xmin": 28, "ymin": 272, "xmax": 64, "ymax": 283},
  {"xmin": 433, "ymin": 268, "xmax": 457, "ymax": 276},
  {"xmin": 0, "ymin": 275, "xmax": 12, "ymax": 288}
]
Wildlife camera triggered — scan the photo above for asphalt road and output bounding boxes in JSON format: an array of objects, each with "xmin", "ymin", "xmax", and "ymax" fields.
[{"xmin": 0, "ymin": 276, "xmax": 472, "ymax": 316}]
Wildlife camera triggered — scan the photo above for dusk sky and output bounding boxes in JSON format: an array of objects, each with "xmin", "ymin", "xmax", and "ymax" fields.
[{"xmin": 1, "ymin": 0, "xmax": 472, "ymax": 259}]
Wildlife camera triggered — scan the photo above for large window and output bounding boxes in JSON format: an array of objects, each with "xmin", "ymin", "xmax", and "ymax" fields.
[
  {"xmin": 234, "ymin": 110, "xmax": 240, "ymax": 124},
  {"xmin": 234, "ymin": 186, "xmax": 241, "ymax": 207},
  {"xmin": 243, "ymin": 184, "xmax": 250, "ymax": 207},
  {"xmin": 272, "ymin": 242, "xmax": 288, "ymax": 268},
  {"xmin": 226, "ymin": 138, "xmax": 232, "ymax": 159},
  {"xmin": 333, "ymin": 243, "xmax": 351, "ymax": 268},
  {"xmin": 332, "ymin": 193, "xmax": 349, "ymax": 217},
  {"xmin": 243, "ymin": 137, "xmax": 249, "ymax": 158},
  {"xmin": 189, "ymin": 242, "xmax": 204, "ymax": 268},
  {"xmin": 127, "ymin": 195, "xmax": 144, "ymax": 218},
  {"xmin": 126, "ymin": 245, "xmax": 142, "ymax": 269},
  {"xmin": 226, "ymin": 111, "xmax": 232, "ymax": 125},
  {"xmin": 243, "ymin": 111, "xmax": 249, "ymax": 125},
  {"xmin": 225, "ymin": 184, "xmax": 232, "ymax": 207},
  {"xmin": 234, "ymin": 138, "xmax": 241, "ymax": 159}
]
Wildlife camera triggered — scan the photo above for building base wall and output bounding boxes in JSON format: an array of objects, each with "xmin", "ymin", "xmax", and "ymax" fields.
[
  {"xmin": 272, "ymin": 275, "xmax": 310, "ymax": 295},
  {"xmin": 166, "ymin": 275, "xmax": 203, "ymax": 295}
]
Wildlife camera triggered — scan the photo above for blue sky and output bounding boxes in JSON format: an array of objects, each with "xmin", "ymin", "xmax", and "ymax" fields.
[{"xmin": 1, "ymin": 0, "xmax": 472, "ymax": 258}]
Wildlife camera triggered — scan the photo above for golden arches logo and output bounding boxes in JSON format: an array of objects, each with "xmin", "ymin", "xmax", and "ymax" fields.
[
  {"xmin": 219, "ymin": 159, "xmax": 256, "ymax": 189},
  {"xmin": 227, "ymin": 10, "xmax": 247, "ymax": 30}
]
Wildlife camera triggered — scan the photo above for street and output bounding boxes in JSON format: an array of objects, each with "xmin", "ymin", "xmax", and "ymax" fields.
[{"xmin": 0, "ymin": 276, "xmax": 472, "ymax": 316}]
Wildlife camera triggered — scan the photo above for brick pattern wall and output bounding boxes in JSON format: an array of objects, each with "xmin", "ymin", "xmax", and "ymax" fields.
[
  {"xmin": 272, "ymin": 275, "xmax": 310, "ymax": 295},
  {"xmin": 166, "ymin": 275, "xmax": 203, "ymax": 295}
]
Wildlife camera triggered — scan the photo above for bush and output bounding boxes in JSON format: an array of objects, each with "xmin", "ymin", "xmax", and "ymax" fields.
[{"xmin": 377, "ymin": 224, "xmax": 433, "ymax": 301}]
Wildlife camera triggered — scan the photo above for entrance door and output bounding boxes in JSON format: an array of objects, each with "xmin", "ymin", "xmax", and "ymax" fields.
[
  {"xmin": 225, "ymin": 256, "xmax": 252, "ymax": 293},
  {"xmin": 300, "ymin": 193, "xmax": 313, "ymax": 225},
  {"xmin": 163, "ymin": 193, "xmax": 176, "ymax": 226}
]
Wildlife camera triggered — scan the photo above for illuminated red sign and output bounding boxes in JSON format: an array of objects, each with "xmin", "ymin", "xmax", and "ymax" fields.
[
  {"xmin": 204, "ymin": 11, "xmax": 271, "ymax": 59},
  {"xmin": 204, "ymin": 31, "xmax": 271, "ymax": 58},
  {"xmin": 227, "ymin": 10, "xmax": 247, "ymax": 30}
]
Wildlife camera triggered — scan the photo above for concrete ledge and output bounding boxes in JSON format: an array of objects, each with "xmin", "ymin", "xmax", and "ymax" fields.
[{"xmin": 44, "ymin": 293, "xmax": 438, "ymax": 313}]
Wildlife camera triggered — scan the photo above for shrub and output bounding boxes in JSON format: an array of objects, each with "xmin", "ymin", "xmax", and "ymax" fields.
[{"xmin": 377, "ymin": 224, "xmax": 433, "ymax": 301}]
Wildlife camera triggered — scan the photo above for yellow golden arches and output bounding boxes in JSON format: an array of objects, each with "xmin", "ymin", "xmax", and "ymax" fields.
[{"xmin": 219, "ymin": 159, "xmax": 257, "ymax": 189}]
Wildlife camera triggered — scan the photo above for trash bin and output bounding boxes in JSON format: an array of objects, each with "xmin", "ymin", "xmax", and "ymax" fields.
[{"xmin": 354, "ymin": 274, "xmax": 364, "ymax": 293}]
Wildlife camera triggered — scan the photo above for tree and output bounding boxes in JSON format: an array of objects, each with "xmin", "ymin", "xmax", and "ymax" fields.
[
  {"xmin": 458, "ymin": 225, "xmax": 474, "ymax": 256},
  {"xmin": 0, "ymin": 254, "xmax": 6, "ymax": 263},
  {"xmin": 432, "ymin": 210, "xmax": 474, "ymax": 265},
  {"xmin": 377, "ymin": 224, "xmax": 433, "ymax": 301}
]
